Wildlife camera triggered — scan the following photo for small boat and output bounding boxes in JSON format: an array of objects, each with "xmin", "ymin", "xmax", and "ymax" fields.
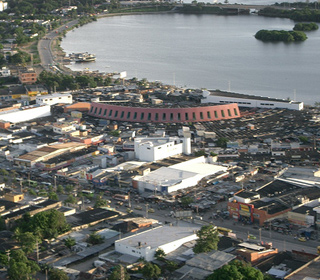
[{"xmin": 70, "ymin": 52, "xmax": 96, "ymax": 62}]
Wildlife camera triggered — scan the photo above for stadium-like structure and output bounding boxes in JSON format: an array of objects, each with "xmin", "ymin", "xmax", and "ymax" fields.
[{"xmin": 89, "ymin": 102, "xmax": 241, "ymax": 123}]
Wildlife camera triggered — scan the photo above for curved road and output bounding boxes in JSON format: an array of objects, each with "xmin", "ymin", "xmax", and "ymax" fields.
[{"xmin": 37, "ymin": 19, "xmax": 79, "ymax": 72}]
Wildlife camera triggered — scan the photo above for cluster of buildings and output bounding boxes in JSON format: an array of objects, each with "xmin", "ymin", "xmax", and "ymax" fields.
[{"xmin": 0, "ymin": 80, "xmax": 317, "ymax": 278}]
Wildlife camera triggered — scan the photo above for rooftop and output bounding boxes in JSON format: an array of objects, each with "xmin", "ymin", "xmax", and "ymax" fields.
[{"xmin": 115, "ymin": 225, "xmax": 199, "ymax": 249}]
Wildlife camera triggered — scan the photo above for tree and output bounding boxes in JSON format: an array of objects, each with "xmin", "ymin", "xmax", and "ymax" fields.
[
  {"xmin": 193, "ymin": 225, "xmax": 220, "ymax": 254},
  {"xmin": 64, "ymin": 194, "xmax": 77, "ymax": 205},
  {"xmin": 87, "ymin": 232, "xmax": 104, "ymax": 245},
  {"xmin": 56, "ymin": 185, "xmax": 64, "ymax": 194},
  {"xmin": 64, "ymin": 236, "xmax": 76, "ymax": 249},
  {"xmin": 141, "ymin": 262, "xmax": 161, "ymax": 279},
  {"xmin": 216, "ymin": 137, "xmax": 228, "ymax": 148},
  {"xmin": 8, "ymin": 249, "xmax": 39, "ymax": 280},
  {"xmin": 154, "ymin": 248, "xmax": 166, "ymax": 261},
  {"xmin": 206, "ymin": 260, "xmax": 264, "ymax": 280},
  {"xmin": 195, "ymin": 150, "xmax": 206, "ymax": 157},
  {"xmin": 181, "ymin": 196, "xmax": 194, "ymax": 207},
  {"xmin": 109, "ymin": 265, "xmax": 130, "ymax": 280},
  {"xmin": 15, "ymin": 231, "xmax": 38, "ymax": 254},
  {"xmin": 94, "ymin": 197, "xmax": 108, "ymax": 208},
  {"xmin": 48, "ymin": 192, "xmax": 59, "ymax": 200},
  {"xmin": 49, "ymin": 268, "xmax": 69, "ymax": 280}
]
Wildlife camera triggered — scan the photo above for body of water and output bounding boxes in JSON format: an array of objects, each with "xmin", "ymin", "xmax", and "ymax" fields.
[{"xmin": 61, "ymin": 13, "xmax": 320, "ymax": 105}]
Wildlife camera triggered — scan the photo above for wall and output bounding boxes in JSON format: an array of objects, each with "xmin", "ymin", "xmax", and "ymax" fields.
[
  {"xmin": 89, "ymin": 103, "xmax": 240, "ymax": 123},
  {"xmin": 0, "ymin": 105, "xmax": 51, "ymax": 123}
]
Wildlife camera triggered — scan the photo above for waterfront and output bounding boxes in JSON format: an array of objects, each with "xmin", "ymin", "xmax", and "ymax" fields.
[{"xmin": 61, "ymin": 13, "xmax": 320, "ymax": 105}]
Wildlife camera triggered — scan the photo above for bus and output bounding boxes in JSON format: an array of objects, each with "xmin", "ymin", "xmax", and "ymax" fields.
[
  {"xmin": 113, "ymin": 194, "xmax": 129, "ymax": 201},
  {"xmin": 217, "ymin": 227, "xmax": 233, "ymax": 236}
]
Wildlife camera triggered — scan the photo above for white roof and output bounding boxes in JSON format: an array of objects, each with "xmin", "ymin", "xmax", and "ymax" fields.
[{"xmin": 115, "ymin": 225, "xmax": 199, "ymax": 249}]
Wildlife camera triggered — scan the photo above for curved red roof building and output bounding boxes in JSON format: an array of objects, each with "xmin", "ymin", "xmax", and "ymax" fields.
[{"xmin": 89, "ymin": 102, "xmax": 240, "ymax": 123}]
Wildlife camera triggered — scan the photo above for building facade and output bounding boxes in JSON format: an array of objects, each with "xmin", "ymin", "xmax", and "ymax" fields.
[{"xmin": 89, "ymin": 103, "xmax": 241, "ymax": 123}]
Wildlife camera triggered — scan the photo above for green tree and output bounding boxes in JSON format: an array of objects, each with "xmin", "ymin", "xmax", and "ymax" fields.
[
  {"xmin": 49, "ymin": 268, "xmax": 69, "ymax": 280},
  {"xmin": 64, "ymin": 194, "xmax": 77, "ymax": 205},
  {"xmin": 48, "ymin": 192, "xmax": 59, "ymax": 200},
  {"xmin": 109, "ymin": 265, "xmax": 130, "ymax": 280},
  {"xmin": 141, "ymin": 262, "xmax": 161, "ymax": 279},
  {"xmin": 56, "ymin": 185, "xmax": 64, "ymax": 194},
  {"xmin": 154, "ymin": 248, "xmax": 166, "ymax": 261},
  {"xmin": 63, "ymin": 236, "xmax": 76, "ymax": 249},
  {"xmin": 299, "ymin": 136, "xmax": 309, "ymax": 144},
  {"xmin": 181, "ymin": 196, "xmax": 194, "ymax": 207},
  {"xmin": 194, "ymin": 150, "xmax": 206, "ymax": 157},
  {"xmin": 193, "ymin": 225, "xmax": 220, "ymax": 254},
  {"xmin": 216, "ymin": 137, "xmax": 228, "ymax": 148},
  {"xmin": 87, "ymin": 232, "xmax": 104, "ymax": 245},
  {"xmin": 206, "ymin": 260, "xmax": 264, "ymax": 280},
  {"xmin": 8, "ymin": 249, "xmax": 40, "ymax": 280},
  {"xmin": 15, "ymin": 231, "xmax": 38, "ymax": 254},
  {"xmin": 94, "ymin": 197, "xmax": 108, "ymax": 208}
]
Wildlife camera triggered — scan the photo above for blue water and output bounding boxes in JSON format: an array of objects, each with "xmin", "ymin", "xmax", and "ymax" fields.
[{"xmin": 61, "ymin": 13, "xmax": 320, "ymax": 105}]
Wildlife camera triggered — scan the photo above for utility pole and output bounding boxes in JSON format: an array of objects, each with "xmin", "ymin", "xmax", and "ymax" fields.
[
  {"xmin": 146, "ymin": 203, "xmax": 149, "ymax": 218},
  {"xmin": 259, "ymin": 228, "xmax": 262, "ymax": 243}
]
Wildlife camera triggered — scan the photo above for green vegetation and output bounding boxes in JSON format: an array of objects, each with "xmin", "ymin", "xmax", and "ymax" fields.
[
  {"xmin": 7, "ymin": 249, "xmax": 40, "ymax": 280},
  {"xmin": 259, "ymin": 7, "xmax": 320, "ymax": 23},
  {"xmin": 87, "ymin": 232, "xmax": 104, "ymax": 245},
  {"xmin": 193, "ymin": 225, "xmax": 220, "ymax": 254},
  {"xmin": 206, "ymin": 260, "xmax": 264, "ymax": 280},
  {"xmin": 181, "ymin": 196, "xmax": 194, "ymax": 207},
  {"xmin": 141, "ymin": 262, "xmax": 161, "ymax": 279},
  {"xmin": 178, "ymin": 4, "xmax": 243, "ymax": 15},
  {"xmin": 109, "ymin": 265, "xmax": 130, "ymax": 280},
  {"xmin": 255, "ymin": 30, "xmax": 307, "ymax": 42},
  {"xmin": 15, "ymin": 210, "xmax": 71, "ymax": 240},
  {"xmin": 216, "ymin": 137, "xmax": 228, "ymax": 148},
  {"xmin": 195, "ymin": 150, "xmax": 206, "ymax": 156},
  {"xmin": 293, "ymin": 22, "xmax": 319, "ymax": 31},
  {"xmin": 64, "ymin": 236, "xmax": 76, "ymax": 249},
  {"xmin": 48, "ymin": 268, "xmax": 69, "ymax": 280}
]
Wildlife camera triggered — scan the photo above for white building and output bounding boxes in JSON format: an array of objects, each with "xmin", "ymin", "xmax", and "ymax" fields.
[
  {"xmin": 0, "ymin": 2, "xmax": 8, "ymax": 11},
  {"xmin": 133, "ymin": 156, "xmax": 228, "ymax": 194},
  {"xmin": 0, "ymin": 67, "xmax": 10, "ymax": 77},
  {"xmin": 0, "ymin": 104, "xmax": 51, "ymax": 123},
  {"xmin": 52, "ymin": 123, "xmax": 76, "ymax": 134},
  {"xmin": 115, "ymin": 225, "xmax": 199, "ymax": 261},
  {"xmin": 36, "ymin": 93, "xmax": 72, "ymax": 106},
  {"xmin": 201, "ymin": 90, "xmax": 303, "ymax": 111},
  {"xmin": 134, "ymin": 136, "xmax": 191, "ymax": 162}
]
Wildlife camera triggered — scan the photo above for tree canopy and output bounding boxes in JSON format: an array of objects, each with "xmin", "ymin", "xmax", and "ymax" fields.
[
  {"xmin": 15, "ymin": 209, "xmax": 70, "ymax": 239},
  {"xmin": 255, "ymin": 29, "xmax": 307, "ymax": 42},
  {"xmin": 206, "ymin": 260, "xmax": 264, "ymax": 280},
  {"xmin": 193, "ymin": 225, "xmax": 220, "ymax": 254},
  {"xmin": 7, "ymin": 249, "xmax": 40, "ymax": 280},
  {"xmin": 141, "ymin": 262, "xmax": 161, "ymax": 279}
]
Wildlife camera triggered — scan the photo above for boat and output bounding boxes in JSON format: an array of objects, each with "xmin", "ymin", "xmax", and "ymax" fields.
[{"xmin": 70, "ymin": 52, "xmax": 96, "ymax": 63}]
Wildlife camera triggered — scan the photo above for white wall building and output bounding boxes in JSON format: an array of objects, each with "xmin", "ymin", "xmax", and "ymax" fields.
[
  {"xmin": 115, "ymin": 225, "xmax": 199, "ymax": 261},
  {"xmin": 0, "ymin": 104, "xmax": 51, "ymax": 123},
  {"xmin": 201, "ymin": 90, "xmax": 303, "ymax": 111},
  {"xmin": 52, "ymin": 123, "xmax": 76, "ymax": 134},
  {"xmin": 36, "ymin": 93, "xmax": 72, "ymax": 106},
  {"xmin": 133, "ymin": 156, "xmax": 228, "ymax": 194},
  {"xmin": 0, "ymin": 2, "xmax": 8, "ymax": 11},
  {"xmin": 134, "ymin": 136, "xmax": 191, "ymax": 162}
]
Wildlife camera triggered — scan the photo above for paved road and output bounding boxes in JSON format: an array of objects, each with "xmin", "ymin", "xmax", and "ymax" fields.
[
  {"xmin": 113, "ymin": 199, "xmax": 319, "ymax": 255},
  {"xmin": 37, "ymin": 20, "xmax": 79, "ymax": 72}
]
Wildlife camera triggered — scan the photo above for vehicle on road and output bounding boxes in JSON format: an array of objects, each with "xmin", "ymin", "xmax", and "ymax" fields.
[
  {"xmin": 298, "ymin": 237, "xmax": 306, "ymax": 242},
  {"xmin": 148, "ymin": 208, "xmax": 155, "ymax": 213},
  {"xmin": 135, "ymin": 206, "xmax": 142, "ymax": 210},
  {"xmin": 248, "ymin": 234, "xmax": 257, "ymax": 240}
]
